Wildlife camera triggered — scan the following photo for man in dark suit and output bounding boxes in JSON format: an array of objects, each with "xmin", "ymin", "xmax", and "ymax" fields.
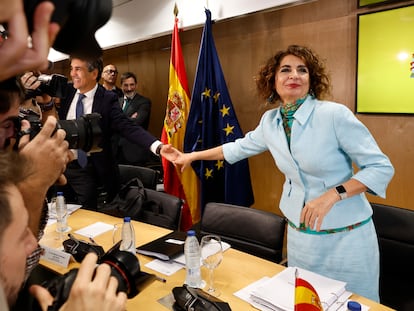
[
  {"xmin": 56, "ymin": 56, "xmax": 173, "ymax": 210},
  {"xmin": 115, "ymin": 71, "xmax": 152, "ymax": 166},
  {"xmin": 101, "ymin": 64, "xmax": 123, "ymax": 98}
]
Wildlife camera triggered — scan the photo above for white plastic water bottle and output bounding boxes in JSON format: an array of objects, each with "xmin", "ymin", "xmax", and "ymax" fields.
[
  {"xmin": 120, "ymin": 216, "xmax": 136, "ymax": 255},
  {"xmin": 55, "ymin": 192, "xmax": 68, "ymax": 233},
  {"xmin": 184, "ymin": 230, "xmax": 201, "ymax": 287}
]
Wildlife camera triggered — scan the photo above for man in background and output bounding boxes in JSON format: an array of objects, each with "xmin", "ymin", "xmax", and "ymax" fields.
[
  {"xmin": 115, "ymin": 71, "xmax": 152, "ymax": 166},
  {"xmin": 101, "ymin": 64, "xmax": 123, "ymax": 98}
]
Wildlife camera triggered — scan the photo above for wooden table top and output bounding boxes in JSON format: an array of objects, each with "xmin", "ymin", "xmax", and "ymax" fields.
[{"xmin": 40, "ymin": 209, "xmax": 395, "ymax": 311}]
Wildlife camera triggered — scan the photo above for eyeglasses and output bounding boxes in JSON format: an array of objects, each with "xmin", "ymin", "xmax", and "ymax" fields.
[{"xmin": 104, "ymin": 69, "xmax": 118, "ymax": 75}]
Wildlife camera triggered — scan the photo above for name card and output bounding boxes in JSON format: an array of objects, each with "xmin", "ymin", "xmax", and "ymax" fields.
[{"xmin": 40, "ymin": 245, "xmax": 71, "ymax": 268}]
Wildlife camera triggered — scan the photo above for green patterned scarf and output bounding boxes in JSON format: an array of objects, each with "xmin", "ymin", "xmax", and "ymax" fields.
[{"xmin": 280, "ymin": 95, "xmax": 308, "ymax": 147}]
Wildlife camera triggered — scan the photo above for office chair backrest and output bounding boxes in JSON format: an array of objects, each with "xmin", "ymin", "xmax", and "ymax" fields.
[
  {"xmin": 371, "ymin": 203, "xmax": 414, "ymax": 311},
  {"xmin": 201, "ymin": 202, "xmax": 286, "ymax": 263},
  {"xmin": 118, "ymin": 164, "xmax": 159, "ymax": 190},
  {"xmin": 134, "ymin": 188, "xmax": 183, "ymax": 230}
]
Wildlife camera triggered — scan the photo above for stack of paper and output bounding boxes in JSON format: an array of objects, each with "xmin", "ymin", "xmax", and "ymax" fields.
[{"xmin": 249, "ymin": 267, "xmax": 349, "ymax": 311}]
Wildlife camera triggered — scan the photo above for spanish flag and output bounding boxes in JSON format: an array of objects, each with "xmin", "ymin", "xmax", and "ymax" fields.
[
  {"xmin": 294, "ymin": 271, "xmax": 323, "ymax": 311},
  {"xmin": 161, "ymin": 9, "xmax": 200, "ymax": 230}
]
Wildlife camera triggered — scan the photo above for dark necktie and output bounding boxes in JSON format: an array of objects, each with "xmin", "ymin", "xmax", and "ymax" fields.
[
  {"xmin": 76, "ymin": 94, "xmax": 87, "ymax": 168},
  {"xmin": 123, "ymin": 97, "xmax": 130, "ymax": 112}
]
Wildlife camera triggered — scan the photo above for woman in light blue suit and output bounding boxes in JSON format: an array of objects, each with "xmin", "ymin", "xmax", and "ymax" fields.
[{"xmin": 173, "ymin": 45, "xmax": 394, "ymax": 302}]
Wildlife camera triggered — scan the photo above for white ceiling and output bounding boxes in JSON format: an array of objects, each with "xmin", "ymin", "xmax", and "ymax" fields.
[{"xmin": 48, "ymin": 0, "xmax": 312, "ymax": 62}]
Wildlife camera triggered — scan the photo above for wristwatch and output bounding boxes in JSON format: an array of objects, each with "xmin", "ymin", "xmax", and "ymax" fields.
[
  {"xmin": 38, "ymin": 99, "xmax": 55, "ymax": 112},
  {"xmin": 335, "ymin": 185, "xmax": 347, "ymax": 200},
  {"xmin": 155, "ymin": 143, "xmax": 164, "ymax": 156}
]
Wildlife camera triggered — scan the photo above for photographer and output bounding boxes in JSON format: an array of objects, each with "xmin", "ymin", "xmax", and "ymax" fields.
[
  {"xmin": 0, "ymin": 77, "xmax": 71, "ymax": 275},
  {"xmin": 0, "ymin": 151, "xmax": 127, "ymax": 311},
  {"xmin": 0, "ymin": 90, "xmax": 126, "ymax": 311}
]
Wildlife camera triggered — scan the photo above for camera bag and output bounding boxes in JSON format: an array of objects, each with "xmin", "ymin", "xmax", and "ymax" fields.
[
  {"xmin": 172, "ymin": 285, "xmax": 232, "ymax": 311},
  {"xmin": 98, "ymin": 177, "xmax": 146, "ymax": 218}
]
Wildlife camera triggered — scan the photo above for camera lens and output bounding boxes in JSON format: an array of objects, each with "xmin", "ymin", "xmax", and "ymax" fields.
[
  {"xmin": 36, "ymin": 242, "xmax": 156, "ymax": 311},
  {"xmin": 56, "ymin": 113, "xmax": 102, "ymax": 152},
  {"xmin": 100, "ymin": 247, "xmax": 140, "ymax": 297}
]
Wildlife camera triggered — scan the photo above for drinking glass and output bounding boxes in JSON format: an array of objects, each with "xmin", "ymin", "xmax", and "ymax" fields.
[
  {"xmin": 200, "ymin": 235, "xmax": 223, "ymax": 296},
  {"xmin": 112, "ymin": 223, "xmax": 123, "ymax": 245}
]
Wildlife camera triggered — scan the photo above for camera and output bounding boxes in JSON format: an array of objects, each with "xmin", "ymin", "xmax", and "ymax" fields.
[
  {"xmin": 34, "ymin": 242, "xmax": 156, "ymax": 311},
  {"xmin": 25, "ymin": 74, "xmax": 68, "ymax": 99},
  {"xmin": 23, "ymin": 0, "xmax": 113, "ymax": 58},
  {"xmin": 15, "ymin": 111, "xmax": 103, "ymax": 153}
]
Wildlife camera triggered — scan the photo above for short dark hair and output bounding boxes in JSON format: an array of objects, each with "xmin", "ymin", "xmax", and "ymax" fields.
[
  {"xmin": 0, "ymin": 152, "xmax": 28, "ymax": 243},
  {"xmin": 0, "ymin": 77, "xmax": 26, "ymax": 114},
  {"xmin": 120, "ymin": 72, "xmax": 137, "ymax": 84},
  {"xmin": 70, "ymin": 56, "xmax": 104, "ymax": 82}
]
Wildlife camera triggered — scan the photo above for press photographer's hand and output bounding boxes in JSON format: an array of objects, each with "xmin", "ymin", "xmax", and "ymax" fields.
[
  {"xmin": 30, "ymin": 253, "xmax": 127, "ymax": 311},
  {"xmin": 0, "ymin": 1, "xmax": 60, "ymax": 81}
]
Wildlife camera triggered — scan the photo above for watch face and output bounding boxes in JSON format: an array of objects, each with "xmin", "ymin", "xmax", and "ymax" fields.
[{"xmin": 336, "ymin": 185, "xmax": 347, "ymax": 199}]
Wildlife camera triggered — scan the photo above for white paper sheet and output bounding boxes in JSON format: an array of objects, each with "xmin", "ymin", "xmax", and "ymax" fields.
[
  {"xmin": 74, "ymin": 222, "xmax": 114, "ymax": 238},
  {"xmin": 145, "ymin": 259, "xmax": 184, "ymax": 276}
]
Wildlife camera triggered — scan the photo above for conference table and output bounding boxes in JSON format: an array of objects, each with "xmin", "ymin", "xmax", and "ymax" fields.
[{"xmin": 39, "ymin": 209, "xmax": 395, "ymax": 310}]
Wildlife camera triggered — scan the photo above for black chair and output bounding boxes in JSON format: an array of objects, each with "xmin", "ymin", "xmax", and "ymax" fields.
[
  {"xmin": 371, "ymin": 203, "xmax": 414, "ymax": 311},
  {"xmin": 200, "ymin": 202, "xmax": 286, "ymax": 263},
  {"xmin": 134, "ymin": 188, "xmax": 183, "ymax": 230},
  {"xmin": 118, "ymin": 164, "xmax": 159, "ymax": 190}
]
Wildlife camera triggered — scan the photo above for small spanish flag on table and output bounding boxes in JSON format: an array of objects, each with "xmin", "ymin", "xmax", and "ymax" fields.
[{"xmin": 294, "ymin": 269, "xmax": 323, "ymax": 311}]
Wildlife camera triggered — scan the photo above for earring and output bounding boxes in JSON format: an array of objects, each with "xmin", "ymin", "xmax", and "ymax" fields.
[
  {"xmin": 267, "ymin": 91, "xmax": 276, "ymax": 103},
  {"xmin": 309, "ymin": 89, "xmax": 315, "ymax": 97}
]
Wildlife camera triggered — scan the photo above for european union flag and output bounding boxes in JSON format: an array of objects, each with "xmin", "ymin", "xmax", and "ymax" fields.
[{"xmin": 184, "ymin": 9, "xmax": 254, "ymax": 211}]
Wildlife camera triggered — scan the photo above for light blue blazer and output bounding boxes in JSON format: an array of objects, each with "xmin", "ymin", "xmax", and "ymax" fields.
[{"xmin": 223, "ymin": 96, "xmax": 394, "ymax": 229}]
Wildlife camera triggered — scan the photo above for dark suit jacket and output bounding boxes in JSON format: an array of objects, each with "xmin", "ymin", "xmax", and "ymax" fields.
[
  {"xmin": 117, "ymin": 93, "xmax": 152, "ymax": 164},
  {"xmin": 59, "ymin": 84, "xmax": 157, "ymax": 199}
]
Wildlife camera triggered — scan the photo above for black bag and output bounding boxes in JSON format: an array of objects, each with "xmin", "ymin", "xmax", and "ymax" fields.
[
  {"xmin": 172, "ymin": 285, "xmax": 232, "ymax": 311},
  {"xmin": 98, "ymin": 177, "xmax": 146, "ymax": 218},
  {"xmin": 99, "ymin": 177, "xmax": 177, "ymax": 229},
  {"xmin": 139, "ymin": 198, "xmax": 177, "ymax": 229},
  {"xmin": 62, "ymin": 234, "xmax": 105, "ymax": 262}
]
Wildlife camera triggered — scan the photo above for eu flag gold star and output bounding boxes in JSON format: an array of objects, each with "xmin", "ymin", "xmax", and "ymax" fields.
[
  {"xmin": 220, "ymin": 105, "xmax": 230, "ymax": 117},
  {"xmin": 215, "ymin": 160, "xmax": 224, "ymax": 170},
  {"xmin": 223, "ymin": 123, "xmax": 235, "ymax": 136},
  {"xmin": 202, "ymin": 88, "xmax": 211, "ymax": 98},
  {"xmin": 213, "ymin": 92, "xmax": 221, "ymax": 103},
  {"xmin": 205, "ymin": 168, "xmax": 213, "ymax": 179}
]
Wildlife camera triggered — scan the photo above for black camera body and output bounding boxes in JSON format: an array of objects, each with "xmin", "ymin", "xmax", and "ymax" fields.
[
  {"xmin": 16, "ymin": 111, "xmax": 103, "ymax": 153},
  {"xmin": 24, "ymin": 0, "xmax": 113, "ymax": 58},
  {"xmin": 25, "ymin": 74, "xmax": 68, "ymax": 99},
  {"xmin": 35, "ymin": 242, "xmax": 156, "ymax": 311}
]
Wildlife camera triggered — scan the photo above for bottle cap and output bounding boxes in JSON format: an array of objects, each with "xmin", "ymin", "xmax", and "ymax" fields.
[
  {"xmin": 187, "ymin": 230, "xmax": 196, "ymax": 236},
  {"xmin": 124, "ymin": 216, "xmax": 131, "ymax": 222},
  {"xmin": 347, "ymin": 301, "xmax": 361, "ymax": 311},
  {"xmin": 57, "ymin": 192, "xmax": 63, "ymax": 196}
]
